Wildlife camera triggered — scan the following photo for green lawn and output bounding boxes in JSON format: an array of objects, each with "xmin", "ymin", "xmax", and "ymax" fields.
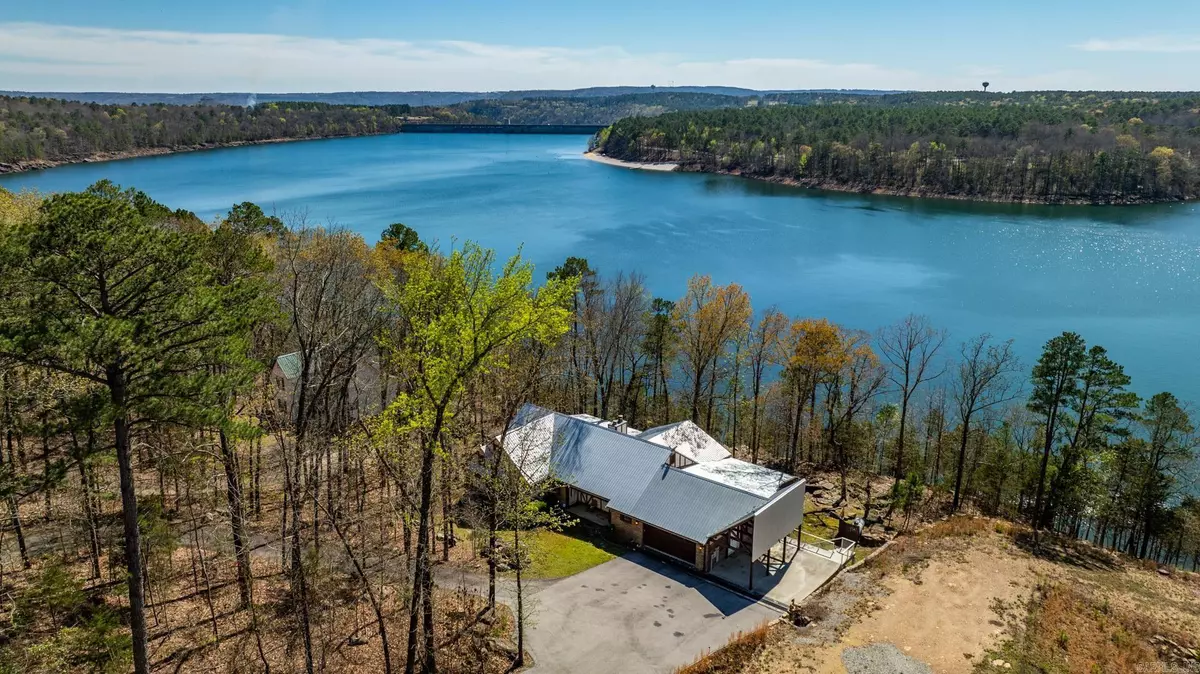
[
  {"xmin": 515, "ymin": 526, "xmax": 624, "ymax": 579},
  {"xmin": 456, "ymin": 523, "xmax": 625, "ymax": 580}
]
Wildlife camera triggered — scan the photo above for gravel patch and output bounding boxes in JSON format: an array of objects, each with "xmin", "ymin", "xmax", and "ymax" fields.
[
  {"xmin": 791, "ymin": 570, "xmax": 890, "ymax": 646},
  {"xmin": 841, "ymin": 642, "xmax": 933, "ymax": 674}
]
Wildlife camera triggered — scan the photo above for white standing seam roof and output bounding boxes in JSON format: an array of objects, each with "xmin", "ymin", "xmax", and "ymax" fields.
[
  {"xmin": 637, "ymin": 420, "xmax": 732, "ymax": 464},
  {"xmin": 681, "ymin": 458, "xmax": 796, "ymax": 499}
]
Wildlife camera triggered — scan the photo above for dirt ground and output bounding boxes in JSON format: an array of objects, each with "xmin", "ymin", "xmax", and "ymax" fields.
[{"xmin": 711, "ymin": 519, "xmax": 1200, "ymax": 674}]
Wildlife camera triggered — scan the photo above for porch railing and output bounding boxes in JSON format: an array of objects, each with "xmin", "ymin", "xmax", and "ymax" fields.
[{"xmin": 797, "ymin": 530, "xmax": 857, "ymax": 568}]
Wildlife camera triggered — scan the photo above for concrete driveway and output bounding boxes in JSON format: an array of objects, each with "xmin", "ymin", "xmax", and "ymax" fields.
[{"xmin": 524, "ymin": 551, "xmax": 779, "ymax": 673}]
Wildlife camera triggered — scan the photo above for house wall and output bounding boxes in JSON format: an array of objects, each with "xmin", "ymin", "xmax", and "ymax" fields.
[
  {"xmin": 695, "ymin": 542, "xmax": 707, "ymax": 571},
  {"xmin": 669, "ymin": 452, "xmax": 696, "ymax": 468},
  {"xmin": 610, "ymin": 509, "xmax": 643, "ymax": 546}
]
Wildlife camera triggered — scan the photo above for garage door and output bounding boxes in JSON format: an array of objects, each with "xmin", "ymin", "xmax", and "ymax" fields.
[{"xmin": 643, "ymin": 524, "xmax": 697, "ymax": 566}]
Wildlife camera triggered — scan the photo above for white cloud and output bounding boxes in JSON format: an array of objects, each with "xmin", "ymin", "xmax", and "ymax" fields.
[
  {"xmin": 0, "ymin": 21, "xmax": 946, "ymax": 92},
  {"xmin": 1074, "ymin": 35, "xmax": 1200, "ymax": 53},
  {"xmin": 0, "ymin": 22, "xmax": 1183, "ymax": 93}
]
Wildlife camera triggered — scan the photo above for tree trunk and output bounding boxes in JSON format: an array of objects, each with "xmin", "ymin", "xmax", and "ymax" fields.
[
  {"xmin": 219, "ymin": 429, "xmax": 253, "ymax": 607},
  {"xmin": 894, "ymin": 395, "xmax": 909, "ymax": 480},
  {"xmin": 951, "ymin": 414, "xmax": 972, "ymax": 512},
  {"xmin": 1032, "ymin": 404, "xmax": 1060, "ymax": 539},
  {"xmin": 750, "ymin": 373, "xmax": 762, "ymax": 464},
  {"xmin": 75, "ymin": 429, "xmax": 102, "ymax": 579},
  {"xmin": 6, "ymin": 494, "xmax": 28, "ymax": 569},
  {"xmin": 286, "ymin": 437, "xmax": 316, "ymax": 674},
  {"xmin": 405, "ymin": 425, "xmax": 441, "ymax": 674},
  {"xmin": 690, "ymin": 365, "xmax": 705, "ymax": 423},
  {"xmin": 514, "ymin": 522, "xmax": 525, "ymax": 668},
  {"xmin": 331, "ymin": 513, "xmax": 393, "ymax": 674},
  {"xmin": 109, "ymin": 366, "xmax": 149, "ymax": 674}
]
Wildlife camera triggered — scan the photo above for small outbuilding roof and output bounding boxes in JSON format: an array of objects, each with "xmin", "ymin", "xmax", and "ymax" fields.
[
  {"xmin": 637, "ymin": 420, "xmax": 732, "ymax": 464},
  {"xmin": 609, "ymin": 465, "xmax": 767, "ymax": 544},
  {"xmin": 274, "ymin": 352, "xmax": 303, "ymax": 380},
  {"xmin": 681, "ymin": 458, "xmax": 796, "ymax": 499}
]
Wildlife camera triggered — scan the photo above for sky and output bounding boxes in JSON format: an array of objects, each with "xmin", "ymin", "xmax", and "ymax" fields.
[{"xmin": 2, "ymin": 0, "xmax": 1200, "ymax": 93}]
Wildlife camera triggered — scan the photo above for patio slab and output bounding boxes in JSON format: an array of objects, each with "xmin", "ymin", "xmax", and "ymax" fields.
[{"xmin": 708, "ymin": 538, "xmax": 849, "ymax": 606}]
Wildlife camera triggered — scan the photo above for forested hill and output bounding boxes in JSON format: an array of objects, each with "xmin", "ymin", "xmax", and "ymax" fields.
[
  {"xmin": 446, "ymin": 92, "xmax": 748, "ymax": 125},
  {"xmin": 591, "ymin": 95, "xmax": 1200, "ymax": 204},
  {"xmin": 0, "ymin": 92, "xmax": 755, "ymax": 170},
  {"xmin": 0, "ymin": 86, "xmax": 901, "ymax": 107},
  {"xmin": 0, "ymin": 96, "xmax": 486, "ymax": 171}
]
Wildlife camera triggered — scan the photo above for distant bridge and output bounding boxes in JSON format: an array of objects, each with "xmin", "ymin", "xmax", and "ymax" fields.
[{"xmin": 398, "ymin": 123, "xmax": 605, "ymax": 135}]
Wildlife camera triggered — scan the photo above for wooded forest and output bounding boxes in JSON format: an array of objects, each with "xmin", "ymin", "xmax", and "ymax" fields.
[
  {"xmin": 0, "ymin": 183, "xmax": 1197, "ymax": 673},
  {"xmin": 592, "ymin": 96, "xmax": 1200, "ymax": 203},
  {"xmin": 0, "ymin": 97, "xmax": 487, "ymax": 169}
]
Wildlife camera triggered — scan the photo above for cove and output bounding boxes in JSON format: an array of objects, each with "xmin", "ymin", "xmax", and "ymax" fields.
[{"xmin": 4, "ymin": 132, "xmax": 1200, "ymax": 403}]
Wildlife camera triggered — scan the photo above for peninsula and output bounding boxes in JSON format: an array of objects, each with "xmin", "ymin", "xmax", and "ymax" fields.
[{"xmin": 589, "ymin": 91, "xmax": 1200, "ymax": 205}]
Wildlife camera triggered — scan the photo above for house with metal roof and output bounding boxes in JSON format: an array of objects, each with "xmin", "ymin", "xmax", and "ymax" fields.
[
  {"xmin": 637, "ymin": 419, "xmax": 731, "ymax": 466},
  {"xmin": 494, "ymin": 404, "xmax": 812, "ymax": 589},
  {"xmin": 269, "ymin": 350, "xmax": 385, "ymax": 422}
]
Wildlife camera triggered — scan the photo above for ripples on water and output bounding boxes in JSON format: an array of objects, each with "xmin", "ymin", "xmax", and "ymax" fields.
[{"xmin": 3, "ymin": 133, "xmax": 1199, "ymax": 402}]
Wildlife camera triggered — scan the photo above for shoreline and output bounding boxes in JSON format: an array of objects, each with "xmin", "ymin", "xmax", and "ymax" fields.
[
  {"xmin": 587, "ymin": 152, "xmax": 1187, "ymax": 206},
  {"xmin": 0, "ymin": 135, "xmax": 388, "ymax": 175},
  {"xmin": 582, "ymin": 151, "xmax": 678, "ymax": 172}
]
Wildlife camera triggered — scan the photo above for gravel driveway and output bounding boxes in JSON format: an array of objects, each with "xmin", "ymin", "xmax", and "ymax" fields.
[{"xmin": 523, "ymin": 551, "xmax": 779, "ymax": 673}]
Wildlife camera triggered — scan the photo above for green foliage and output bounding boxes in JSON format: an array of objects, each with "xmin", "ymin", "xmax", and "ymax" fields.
[
  {"xmin": 0, "ymin": 96, "xmax": 420, "ymax": 165},
  {"xmin": 595, "ymin": 95, "xmax": 1200, "ymax": 202},
  {"xmin": 136, "ymin": 495, "xmax": 179, "ymax": 578},
  {"xmin": 379, "ymin": 242, "xmax": 575, "ymax": 437},
  {"xmin": 380, "ymin": 222, "xmax": 428, "ymax": 253},
  {"xmin": 0, "ymin": 180, "xmax": 273, "ymax": 430},
  {"xmin": 3, "ymin": 561, "xmax": 132, "ymax": 674},
  {"xmin": 11, "ymin": 561, "xmax": 86, "ymax": 631},
  {"xmin": 222, "ymin": 201, "xmax": 284, "ymax": 237}
]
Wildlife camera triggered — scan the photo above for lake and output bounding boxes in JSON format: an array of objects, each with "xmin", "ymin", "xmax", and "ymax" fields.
[{"xmin": 4, "ymin": 133, "xmax": 1200, "ymax": 403}]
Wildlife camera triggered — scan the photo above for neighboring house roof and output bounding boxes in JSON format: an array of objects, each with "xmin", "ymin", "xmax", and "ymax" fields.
[
  {"xmin": 502, "ymin": 404, "xmax": 673, "ymax": 508},
  {"xmin": 681, "ymin": 458, "xmax": 796, "ymax": 499},
  {"xmin": 274, "ymin": 352, "xmax": 303, "ymax": 380},
  {"xmin": 608, "ymin": 465, "xmax": 767, "ymax": 544},
  {"xmin": 638, "ymin": 420, "xmax": 732, "ymax": 463}
]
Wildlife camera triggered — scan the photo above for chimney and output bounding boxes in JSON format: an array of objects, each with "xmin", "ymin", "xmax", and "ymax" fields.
[{"xmin": 613, "ymin": 414, "xmax": 628, "ymax": 435}]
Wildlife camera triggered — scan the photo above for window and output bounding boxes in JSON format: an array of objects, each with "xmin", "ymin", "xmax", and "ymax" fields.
[{"xmin": 620, "ymin": 513, "xmax": 633, "ymax": 524}]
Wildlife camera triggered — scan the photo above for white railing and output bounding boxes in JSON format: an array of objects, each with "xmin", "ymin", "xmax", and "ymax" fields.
[{"xmin": 798, "ymin": 530, "xmax": 857, "ymax": 568}]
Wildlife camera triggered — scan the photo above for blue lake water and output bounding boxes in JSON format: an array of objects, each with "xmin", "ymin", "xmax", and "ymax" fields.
[{"xmin": 4, "ymin": 133, "xmax": 1200, "ymax": 404}]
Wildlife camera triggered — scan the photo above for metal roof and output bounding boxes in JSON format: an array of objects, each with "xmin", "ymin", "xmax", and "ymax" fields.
[
  {"xmin": 274, "ymin": 352, "xmax": 302, "ymax": 380},
  {"xmin": 682, "ymin": 458, "xmax": 796, "ymax": 499},
  {"xmin": 610, "ymin": 465, "xmax": 767, "ymax": 544},
  {"xmin": 502, "ymin": 404, "xmax": 673, "ymax": 507},
  {"xmin": 638, "ymin": 420, "xmax": 732, "ymax": 464},
  {"xmin": 502, "ymin": 404, "xmax": 797, "ymax": 545}
]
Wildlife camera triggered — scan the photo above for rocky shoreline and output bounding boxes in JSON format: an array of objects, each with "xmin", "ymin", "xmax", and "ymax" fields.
[{"xmin": 581, "ymin": 151, "xmax": 678, "ymax": 172}]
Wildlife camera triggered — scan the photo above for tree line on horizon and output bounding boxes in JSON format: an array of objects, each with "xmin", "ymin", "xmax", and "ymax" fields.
[
  {"xmin": 9, "ymin": 89, "xmax": 1200, "ymax": 178},
  {"xmin": 592, "ymin": 96, "xmax": 1200, "ymax": 203},
  {"xmin": 0, "ymin": 96, "xmax": 491, "ymax": 167},
  {"xmin": 0, "ymin": 182, "xmax": 1197, "ymax": 672}
]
